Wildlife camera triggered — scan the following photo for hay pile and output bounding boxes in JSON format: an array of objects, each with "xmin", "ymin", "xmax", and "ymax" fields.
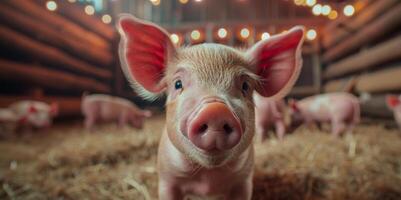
[{"xmin": 0, "ymin": 115, "xmax": 400, "ymax": 200}]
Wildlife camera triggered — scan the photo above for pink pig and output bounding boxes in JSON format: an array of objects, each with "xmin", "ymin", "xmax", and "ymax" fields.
[
  {"xmin": 386, "ymin": 95, "xmax": 401, "ymax": 130},
  {"xmin": 9, "ymin": 100, "xmax": 58, "ymax": 129},
  {"xmin": 0, "ymin": 108, "xmax": 18, "ymax": 136},
  {"xmin": 289, "ymin": 92, "xmax": 360, "ymax": 136},
  {"xmin": 117, "ymin": 14, "xmax": 304, "ymax": 199},
  {"xmin": 253, "ymin": 92, "xmax": 287, "ymax": 141},
  {"xmin": 81, "ymin": 94, "xmax": 152, "ymax": 130}
]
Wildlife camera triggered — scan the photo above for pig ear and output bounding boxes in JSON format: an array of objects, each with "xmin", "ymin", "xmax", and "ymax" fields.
[
  {"xmin": 29, "ymin": 105, "xmax": 37, "ymax": 113},
  {"xmin": 386, "ymin": 95, "xmax": 400, "ymax": 110},
  {"xmin": 117, "ymin": 14, "xmax": 176, "ymax": 100},
  {"xmin": 247, "ymin": 26, "xmax": 304, "ymax": 98},
  {"xmin": 288, "ymin": 99, "xmax": 299, "ymax": 112}
]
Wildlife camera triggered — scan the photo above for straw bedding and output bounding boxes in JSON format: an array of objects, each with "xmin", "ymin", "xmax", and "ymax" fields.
[{"xmin": 0, "ymin": 115, "xmax": 400, "ymax": 200}]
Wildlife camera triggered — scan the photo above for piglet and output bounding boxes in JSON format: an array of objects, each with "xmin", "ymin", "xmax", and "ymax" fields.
[
  {"xmin": 289, "ymin": 92, "xmax": 360, "ymax": 136},
  {"xmin": 81, "ymin": 94, "xmax": 152, "ymax": 130},
  {"xmin": 386, "ymin": 95, "xmax": 401, "ymax": 130},
  {"xmin": 9, "ymin": 100, "xmax": 58, "ymax": 129},
  {"xmin": 253, "ymin": 92, "xmax": 287, "ymax": 141},
  {"xmin": 117, "ymin": 14, "xmax": 304, "ymax": 199}
]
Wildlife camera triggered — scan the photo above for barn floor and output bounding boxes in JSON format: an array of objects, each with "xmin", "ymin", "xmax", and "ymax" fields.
[{"xmin": 0, "ymin": 114, "xmax": 400, "ymax": 200}]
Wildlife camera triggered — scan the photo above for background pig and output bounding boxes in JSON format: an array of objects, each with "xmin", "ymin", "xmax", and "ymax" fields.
[
  {"xmin": 9, "ymin": 100, "xmax": 58, "ymax": 129},
  {"xmin": 253, "ymin": 92, "xmax": 287, "ymax": 141},
  {"xmin": 289, "ymin": 92, "xmax": 360, "ymax": 136},
  {"xmin": 81, "ymin": 94, "xmax": 152, "ymax": 130},
  {"xmin": 386, "ymin": 95, "xmax": 401, "ymax": 130},
  {"xmin": 118, "ymin": 15, "xmax": 304, "ymax": 199}
]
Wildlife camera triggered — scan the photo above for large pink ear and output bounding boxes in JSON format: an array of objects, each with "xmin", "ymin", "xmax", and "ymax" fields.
[
  {"xmin": 386, "ymin": 95, "xmax": 400, "ymax": 110},
  {"xmin": 117, "ymin": 14, "xmax": 176, "ymax": 99},
  {"xmin": 247, "ymin": 26, "xmax": 304, "ymax": 98}
]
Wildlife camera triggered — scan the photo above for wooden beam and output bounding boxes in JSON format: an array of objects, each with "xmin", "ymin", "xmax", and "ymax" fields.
[
  {"xmin": 0, "ymin": 96, "xmax": 82, "ymax": 117},
  {"xmin": 0, "ymin": 4, "xmax": 113, "ymax": 67},
  {"xmin": 39, "ymin": 0, "xmax": 116, "ymax": 40},
  {"xmin": 288, "ymin": 86, "xmax": 318, "ymax": 97},
  {"xmin": 0, "ymin": 26, "xmax": 112, "ymax": 80},
  {"xmin": 322, "ymin": 0, "xmax": 399, "ymax": 48},
  {"xmin": 324, "ymin": 77, "xmax": 357, "ymax": 93},
  {"xmin": 324, "ymin": 35, "xmax": 401, "ymax": 79},
  {"xmin": 0, "ymin": 60, "xmax": 110, "ymax": 93},
  {"xmin": 356, "ymin": 66, "xmax": 401, "ymax": 93},
  {"xmin": 322, "ymin": 4, "xmax": 401, "ymax": 63},
  {"xmin": 4, "ymin": 0, "xmax": 111, "ymax": 51}
]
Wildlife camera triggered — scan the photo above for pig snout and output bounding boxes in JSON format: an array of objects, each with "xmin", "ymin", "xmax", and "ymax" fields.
[{"xmin": 187, "ymin": 101, "xmax": 242, "ymax": 152}]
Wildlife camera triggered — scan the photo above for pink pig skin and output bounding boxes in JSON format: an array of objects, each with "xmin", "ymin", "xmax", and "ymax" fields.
[
  {"xmin": 0, "ymin": 108, "xmax": 18, "ymax": 135},
  {"xmin": 290, "ymin": 92, "xmax": 360, "ymax": 136},
  {"xmin": 386, "ymin": 95, "xmax": 401, "ymax": 130},
  {"xmin": 117, "ymin": 15, "xmax": 304, "ymax": 199},
  {"xmin": 9, "ymin": 100, "xmax": 58, "ymax": 129},
  {"xmin": 81, "ymin": 94, "xmax": 151, "ymax": 130},
  {"xmin": 253, "ymin": 92, "xmax": 287, "ymax": 141}
]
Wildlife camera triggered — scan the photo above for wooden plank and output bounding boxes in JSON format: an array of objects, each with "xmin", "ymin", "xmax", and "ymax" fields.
[
  {"xmin": 356, "ymin": 66, "xmax": 401, "ymax": 93},
  {"xmin": 0, "ymin": 26, "xmax": 112, "ymax": 80},
  {"xmin": 0, "ymin": 59, "xmax": 110, "ymax": 93},
  {"xmin": 322, "ymin": 0, "xmax": 399, "ymax": 48},
  {"xmin": 0, "ymin": 4, "xmax": 113, "ymax": 67},
  {"xmin": 322, "ymin": 4, "xmax": 401, "ymax": 63},
  {"xmin": 324, "ymin": 77, "xmax": 357, "ymax": 93},
  {"xmin": 0, "ymin": 96, "xmax": 82, "ymax": 117},
  {"xmin": 5, "ymin": 0, "xmax": 111, "ymax": 51},
  {"xmin": 40, "ymin": 0, "xmax": 115, "ymax": 40},
  {"xmin": 324, "ymin": 35, "xmax": 401, "ymax": 79}
]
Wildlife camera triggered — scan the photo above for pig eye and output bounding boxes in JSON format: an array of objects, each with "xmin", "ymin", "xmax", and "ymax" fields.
[
  {"xmin": 174, "ymin": 80, "xmax": 183, "ymax": 90},
  {"xmin": 242, "ymin": 82, "xmax": 249, "ymax": 93}
]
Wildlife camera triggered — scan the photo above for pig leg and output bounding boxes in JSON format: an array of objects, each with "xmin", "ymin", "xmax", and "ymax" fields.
[
  {"xmin": 256, "ymin": 123, "xmax": 268, "ymax": 142},
  {"xmin": 158, "ymin": 181, "xmax": 183, "ymax": 200},
  {"xmin": 331, "ymin": 118, "xmax": 346, "ymax": 137},
  {"xmin": 84, "ymin": 115, "xmax": 96, "ymax": 131},
  {"xmin": 275, "ymin": 120, "xmax": 286, "ymax": 140}
]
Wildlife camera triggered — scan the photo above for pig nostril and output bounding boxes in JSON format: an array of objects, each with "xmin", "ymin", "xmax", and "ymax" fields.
[
  {"xmin": 223, "ymin": 123, "xmax": 233, "ymax": 135},
  {"xmin": 198, "ymin": 124, "xmax": 208, "ymax": 134}
]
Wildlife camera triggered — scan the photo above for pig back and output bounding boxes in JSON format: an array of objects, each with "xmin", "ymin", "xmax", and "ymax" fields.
[{"xmin": 82, "ymin": 94, "xmax": 136, "ymax": 120}]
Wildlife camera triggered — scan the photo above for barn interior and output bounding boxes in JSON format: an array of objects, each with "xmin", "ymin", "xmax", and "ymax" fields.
[{"xmin": 0, "ymin": 0, "xmax": 400, "ymax": 199}]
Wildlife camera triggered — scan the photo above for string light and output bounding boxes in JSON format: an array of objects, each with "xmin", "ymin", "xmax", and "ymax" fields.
[
  {"xmin": 260, "ymin": 32, "xmax": 270, "ymax": 40},
  {"xmin": 84, "ymin": 5, "xmax": 95, "ymax": 15},
  {"xmin": 240, "ymin": 28, "xmax": 250, "ymax": 39},
  {"xmin": 195, "ymin": 0, "xmax": 202, "ymax": 2},
  {"xmin": 46, "ymin": 1, "xmax": 57, "ymax": 11},
  {"xmin": 328, "ymin": 10, "xmax": 338, "ymax": 20},
  {"xmin": 191, "ymin": 30, "xmax": 201, "ymax": 40},
  {"xmin": 68, "ymin": 0, "xmax": 76, "ymax": 3},
  {"xmin": 170, "ymin": 33, "xmax": 180, "ymax": 44},
  {"xmin": 305, "ymin": 0, "xmax": 315, "ymax": 7},
  {"xmin": 312, "ymin": 4, "xmax": 322, "ymax": 16},
  {"xmin": 321, "ymin": 5, "xmax": 331, "ymax": 16},
  {"xmin": 343, "ymin": 5, "xmax": 355, "ymax": 17},
  {"xmin": 101, "ymin": 14, "xmax": 112, "ymax": 24},
  {"xmin": 217, "ymin": 28, "xmax": 228, "ymax": 39},
  {"xmin": 306, "ymin": 29, "xmax": 317, "ymax": 41},
  {"xmin": 179, "ymin": 0, "xmax": 188, "ymax": 4},
  {"xmin": 293, "ymin": 0, "xmax": 304, "ymax": 6}
]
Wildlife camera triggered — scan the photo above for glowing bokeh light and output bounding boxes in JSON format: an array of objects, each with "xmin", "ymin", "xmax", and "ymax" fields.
[
  {"xmin": 84, "ymin": 5, "xmax": 95, "ymax": 15},
  {"xmin": 312, "ymin": 4, "xmax": 322, "ymax": 16},
  {"xmin": 306, "ymin": 0, "xmax": 316, "ymax": 7},
  {"xmin": 170, "ymin": 34, "xmax": 180, "ymax": 44},
  {"xmin": 240, "ymin": 28, "xmax": 250, "ymax": 39},
  {"xmin": 306, "ymin": 29, "xmax": 317, "ymax": 41},
  {"xmin": 46, "ymin": 1, "xmax": 57, "ymax": 11},
  {"xmin": 179, "ymin": 0, "xmax": 188, "ymax": 4},
  {"xmin": 328, "ymin": 10, "xmax": 338, "ymax": 20},
  {"xmin": 101, "ymin": 14, "xmax": 112, "ymax": 24},
  {"xmin": 217, "ymin": 28, "xmax": 228, "ymax": 39},
  {"xmin": 343, "ymin": 5, "xmax": 355, "ymax": 17},
  {"xmin": 191, "ymin": 30, "xmax": 201, "ymax": 40},
  {"xmin": 261, "ymin": 32, "xmax": 270, "ymax": 40},
  {"xmin": 321, "ymin": 5, "xmax": 331, "ymax": 16}
]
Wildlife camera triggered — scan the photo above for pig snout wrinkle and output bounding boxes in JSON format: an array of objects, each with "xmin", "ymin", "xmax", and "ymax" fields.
[{"xmin": 187, "ymin": 102, "xmax": 242, "ymax": 152}]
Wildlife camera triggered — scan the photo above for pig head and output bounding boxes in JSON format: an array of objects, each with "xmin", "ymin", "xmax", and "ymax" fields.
[
  {"xmin": 118, "ymin": 14, "xmax": 304, "ymax": 199},
  {"xmin": 386, "ymin": 95, "xmax": 401, "ymax": 130}
]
